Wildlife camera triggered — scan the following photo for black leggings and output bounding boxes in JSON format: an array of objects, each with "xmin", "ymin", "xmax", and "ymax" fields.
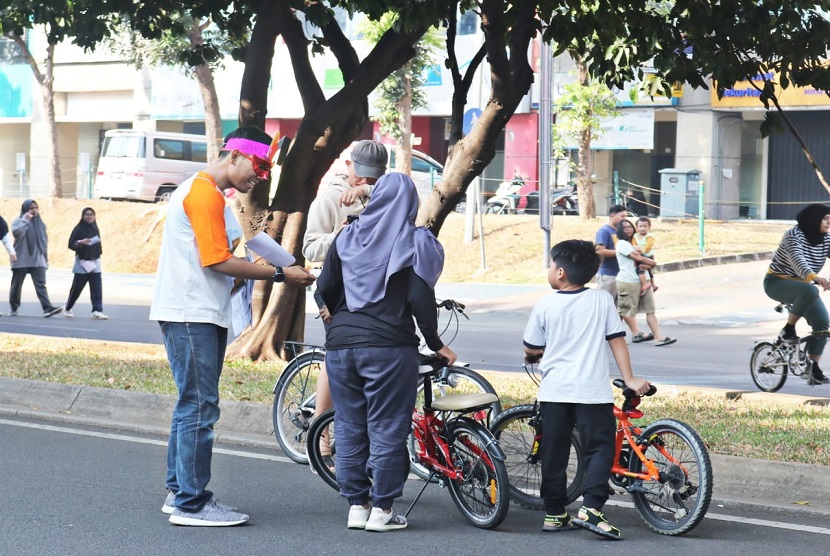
[{"xmin": 65, "ymin": 272, "xmax": 103, "ymax": 313}]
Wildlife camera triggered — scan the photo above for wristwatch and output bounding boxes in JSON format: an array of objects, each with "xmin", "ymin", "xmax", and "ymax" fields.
[{"xmin": 272, "ymin": 266, "xmax": 285, "ymax": 283}]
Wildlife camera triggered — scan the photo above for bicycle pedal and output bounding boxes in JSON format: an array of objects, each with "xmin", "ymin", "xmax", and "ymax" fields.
[{"xmin": 437, "ymin": 478, "xmax": 446, "ymax": 489}]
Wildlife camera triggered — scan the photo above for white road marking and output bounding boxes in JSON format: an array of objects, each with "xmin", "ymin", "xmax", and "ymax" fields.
[
  {"xmin": 604, "ymin": 498, "xmax": 830, "ymax": 535},
  {"xmin": 4, "ymin": 417, "xmax": 830, "ymax": 535},
  {"xmin": 0, "ymin": 418, "xmax": 292, "ymax": 463}
]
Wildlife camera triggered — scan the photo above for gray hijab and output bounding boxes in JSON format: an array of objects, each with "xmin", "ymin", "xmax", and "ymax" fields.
[
  {"xmin": 17, "ymin": 199, "xmax": 48, "ymax": 260},
  {"xmin": 335, "ymin": 172, "xmax": 444, "ymax": 311}
]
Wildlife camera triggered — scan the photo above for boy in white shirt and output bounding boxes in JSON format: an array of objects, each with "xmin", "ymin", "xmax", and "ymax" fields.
[{"xmin": 523, "ymin": 239, "xmax": 650, "ymax": 539}]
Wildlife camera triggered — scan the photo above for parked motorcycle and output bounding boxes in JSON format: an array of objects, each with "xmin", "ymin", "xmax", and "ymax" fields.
[
  {"xmin": 485, "ymin": 178, "xmax": 525, "ymax": 214},
  {"xmin": 551, "ymin": 183, "xmax": 579, "ymax": 215}
]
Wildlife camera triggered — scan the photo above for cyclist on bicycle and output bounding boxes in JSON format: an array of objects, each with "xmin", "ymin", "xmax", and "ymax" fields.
[
  {"xmin": 764, "ymin": 203, "xmax": 830, "ymax": 384},
  {"xmin": 524, "ymin": 239, "xmax": 650, "ymax": 540}
]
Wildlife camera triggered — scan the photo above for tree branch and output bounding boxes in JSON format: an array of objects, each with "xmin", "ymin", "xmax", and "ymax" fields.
[
  {"xmin": 11, "ymin": 34, "xmax": 45, "ymax": 85},
  {"xmin": 276, "ymin": 1, "xmax": 326, "ymax": 113},
  {"xmin": 320, "ymin": 17, "xmax": 360, "ymax": 83}
]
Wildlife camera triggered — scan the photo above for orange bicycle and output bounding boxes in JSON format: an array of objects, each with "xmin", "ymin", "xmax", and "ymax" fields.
[{"xmin": 492, "ymin": 373, "xmax": 713, "ymax": 536}]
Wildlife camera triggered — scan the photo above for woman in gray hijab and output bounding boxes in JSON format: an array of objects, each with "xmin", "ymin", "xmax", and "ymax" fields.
[
  {"xmin": 10, "ymin": 199, "xmax": 62, "ymax": 317},
  {"xmin": 317, "ymin": 172, "xmax": 456, "ymax": 531}
]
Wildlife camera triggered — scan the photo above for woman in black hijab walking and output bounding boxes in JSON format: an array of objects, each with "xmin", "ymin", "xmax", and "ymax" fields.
[
  {"xmin": 764, "ymin": 203, "xmax": 830, "ymax": 383},
  {"xmin": 10, "ymin": 199, "xmax": 62, "ymax": 317},
  {"xmin": 64, "ymin": 207, "xmax": 107, "ymax": 319}
]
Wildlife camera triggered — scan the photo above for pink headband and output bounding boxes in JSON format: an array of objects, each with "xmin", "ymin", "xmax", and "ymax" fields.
[{"xmin": 225, "ymin": 138, "xmax": 270, "ymax": 160}]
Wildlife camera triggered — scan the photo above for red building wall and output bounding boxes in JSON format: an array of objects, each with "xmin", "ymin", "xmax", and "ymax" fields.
[{"xmin": 504, "ymin": 113, "xmax": 539, "ymax": 187}]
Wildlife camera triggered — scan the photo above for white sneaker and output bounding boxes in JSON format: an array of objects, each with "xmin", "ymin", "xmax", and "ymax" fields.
[
  {"xmin": 347, "ymin": 504, "xmax": 372, "ymax": 529},
  {"xmin": 364, "ymin": 507, "xmax": 407, "ymax": 532},
  {"xmin": 91, "ymin": 311, "xmax": 108, "ymax": 320},
  {"xmin": 63, "ymin": 309, "xmax": 73, "ymax": 318}
]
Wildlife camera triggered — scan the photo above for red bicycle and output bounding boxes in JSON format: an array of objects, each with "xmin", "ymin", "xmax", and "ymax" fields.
[{"xmin": 307, "ymin": 355, "xmax": 510, "ymax": 529}]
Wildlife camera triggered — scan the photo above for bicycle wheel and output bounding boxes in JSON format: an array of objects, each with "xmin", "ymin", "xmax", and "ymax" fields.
[
  {"xmin": 489, "ymin": 404, "xmax": 583, "ymax": 509},
  {"xmin": 272, "ymin": 351, "xmax": 325, "ymax": 463},
  {"xmin": 628, "ymin": 419, "xmax": 713, "ymax": 536},
  {"xmin": 749, "ymin": 341, "xmax": 788, "ymax": 393},
  {"xmin": 408, "ymin": 366, "xmax": 502, "ymax": 481},
  {"xmin": 306, "ymin": 409, "xmax": 339, "ymax": 491},
  {"xmin": 444, "ymin": 417, "xmax": 511, "ymax": 529}
]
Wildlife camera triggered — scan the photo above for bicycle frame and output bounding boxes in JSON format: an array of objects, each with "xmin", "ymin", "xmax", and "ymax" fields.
[
  {"xmin": 410, "ymin": 393, "xmax": 497, "ymax": 485},
  {"xmin": 610, "ymin": 389, "xmax": 689, "ymax": 488}
]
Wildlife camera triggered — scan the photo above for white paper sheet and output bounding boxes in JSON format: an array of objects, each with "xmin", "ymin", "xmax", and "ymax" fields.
[
  {"xmin": 79, "ymin": 259, "xmax": 97, "ymax": 273},
  {"xmin": 230, "ymin": 278, "xmax": 253, "ymax": 338},
  {"xmin": 245, "ymin": 232, "xmax": 296, "ymax": 267}
]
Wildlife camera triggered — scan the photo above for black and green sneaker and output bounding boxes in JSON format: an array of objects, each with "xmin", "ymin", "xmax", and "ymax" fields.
[
  {"xmin": 542, "ymin": 513, "xmax": 578, "ymax": 533},
  {"xmin": 573, "ymin": 506, "xmax": 622, "ymax": 540}
]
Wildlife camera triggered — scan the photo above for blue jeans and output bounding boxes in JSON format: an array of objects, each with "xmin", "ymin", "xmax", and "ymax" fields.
[
  {"xmin": 159, "ymin": 321, "xmax": 227, "ymax": 512},
  {"xmin": 764, "ymin": 274, "xmax": 829, "ymax": 356},
  {"xmin": 325, "ymin": 346, "xmax": 418, "ymax": 510}
]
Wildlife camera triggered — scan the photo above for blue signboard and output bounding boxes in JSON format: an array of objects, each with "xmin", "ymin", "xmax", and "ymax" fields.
[{"xmin": 463, "ymin": 108, "xmax": 482, "ymax": 135}]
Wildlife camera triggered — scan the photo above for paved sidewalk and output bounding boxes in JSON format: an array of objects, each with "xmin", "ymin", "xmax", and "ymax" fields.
[{"xmin": 1, "ymin": 375, "xmax": 829, "ymax": 519}]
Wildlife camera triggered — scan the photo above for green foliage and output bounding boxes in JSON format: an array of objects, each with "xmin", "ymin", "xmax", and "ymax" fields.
[
  {"xmin": 360, "ymin": 13, "xmax": 441, "ymax": 142},
  {"xmin": 551, "ymin": 69, "xmax": 619, "ymax": 158},
  {"xmin": 105, "ymin": 13, "xmax": 247, "ymax": 74}
]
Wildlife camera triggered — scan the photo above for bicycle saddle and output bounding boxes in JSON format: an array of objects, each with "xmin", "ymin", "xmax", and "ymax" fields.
[{"xmin": 431, "ymin": 392, "xmax": 499, "ymax": 412}]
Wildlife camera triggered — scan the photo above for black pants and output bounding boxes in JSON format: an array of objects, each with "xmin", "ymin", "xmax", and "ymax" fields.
[
  {"xmin": 9, "ymin": 266, "xmax": 54, "ymax": 312},
  {"xmin": 540, "ymin": 401, "xmax": 615, "ymax": 515},
  {"xmin": 65, "ymin": 272, "xmax": 103, "ymax": 313}
]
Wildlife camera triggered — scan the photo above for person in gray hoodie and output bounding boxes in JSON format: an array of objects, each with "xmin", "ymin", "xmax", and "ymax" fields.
[{"xmin": 10, "ymin": 199, "xmax": 62, "ymax": 317}]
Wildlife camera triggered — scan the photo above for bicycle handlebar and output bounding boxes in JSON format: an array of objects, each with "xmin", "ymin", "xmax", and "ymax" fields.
[
  {"xmin": 437, "ymin": 298, "xmax": 469, "ymax": 320},
  {"xmin": 612, "ymin": 378, "xmax": 657, "ymax": 397}
]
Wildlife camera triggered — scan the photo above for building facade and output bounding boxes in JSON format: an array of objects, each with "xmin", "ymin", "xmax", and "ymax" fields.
[{"xmin": 0, "ymin": 24, "xmax": 822, "ymax": 221}]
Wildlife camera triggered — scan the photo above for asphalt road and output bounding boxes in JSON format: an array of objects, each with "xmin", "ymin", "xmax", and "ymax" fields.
[
  {"xmin": 2, "ymin": 261, "xmax": 829, "ymax": 398},
  {"xmin": 1, "ymin": 414, "xmax": 827, "ymax": 555}
]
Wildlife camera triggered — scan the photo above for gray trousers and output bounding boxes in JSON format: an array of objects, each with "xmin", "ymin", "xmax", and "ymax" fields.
[
  {"xmin": 325, "ymin": 346, "xmax": 418, "ymax": 510},
  {"xmin": 10, "ymin": 266, "xmax": 54, "ymax": 312}
]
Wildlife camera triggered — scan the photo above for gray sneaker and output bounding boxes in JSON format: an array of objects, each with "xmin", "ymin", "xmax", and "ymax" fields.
[
  {"xmin": 162, "ymin": 492, "xmax": 239, "ymax": 515},
  {"xmin": 364, "ymin": 507, "xmax": 407, "ymax": 532},
  {"xmin": 169, "ymin": 499, "xmax": 249, "ymax": 527}
]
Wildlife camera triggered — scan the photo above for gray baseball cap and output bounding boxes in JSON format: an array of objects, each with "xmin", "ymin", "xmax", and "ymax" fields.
[{"xmin": 350, "ymin": 140, "xmax": 388, "ymax": 179}]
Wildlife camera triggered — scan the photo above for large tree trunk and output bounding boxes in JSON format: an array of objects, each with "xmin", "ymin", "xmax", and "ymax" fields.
[
  {"xmin": 15, "ymin": 34, "xmax": 62, "ymax": 198},
  {"xmin": 574, "ymin": 61, "xmax": 596, "ymax": 219},
  {"xmin": 227, "ymin": 1, "xmax": 426, "ymax": 361},
  {"xmin": 42, "ymin": 44, "xmax": 62, "ymax": 199},
  {"xmin": 577, "ymin": 128, "xmax": 596, "ymax": 219},
  {"xmin": 189, "ymin": 20, "xmax": 224, "ymax": 162},
  {"xmin": 238, "ymin": 1, "xmax": 280, "ymax": 129},
  {"xmin": 417, "ymin": 0, "xmax": 536, "ymax": 235}
]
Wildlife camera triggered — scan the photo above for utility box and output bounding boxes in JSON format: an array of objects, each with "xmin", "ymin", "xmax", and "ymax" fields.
[{"xmin": 659, "ymin": 169, "xmax": 701, "ymax": 218}]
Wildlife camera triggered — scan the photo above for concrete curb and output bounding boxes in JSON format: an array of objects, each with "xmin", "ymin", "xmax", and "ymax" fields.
[
  {"xmin": 2, "ymin": 376, "xmax": 829, "ymax": 518},
  {"xmin": 655, "ymin": 251, "xmax": 773, "ymax": 274}
]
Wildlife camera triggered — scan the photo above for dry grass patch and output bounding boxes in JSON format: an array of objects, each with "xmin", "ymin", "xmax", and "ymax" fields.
[
  {"xmin": 2, "ymin": 335, "xmax": 829, "ymax": 465},
  {"xmin": 0, "ymin": 334, "xmax": 285, "ymax": 401},
  {"xmin": 1, "ymin": 198, "xmax": 789, "ymax": 283}
]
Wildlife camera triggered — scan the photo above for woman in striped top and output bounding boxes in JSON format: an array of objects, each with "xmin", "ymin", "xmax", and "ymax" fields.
[{"xmin": 764, "ymin": 203, "xmax": 830, "ymax": 383}]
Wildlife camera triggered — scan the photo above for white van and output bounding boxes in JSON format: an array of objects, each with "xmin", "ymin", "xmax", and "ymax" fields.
[{"xmin": 94, "ymin": 130, "xmax": 208, "ymax": 202}]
